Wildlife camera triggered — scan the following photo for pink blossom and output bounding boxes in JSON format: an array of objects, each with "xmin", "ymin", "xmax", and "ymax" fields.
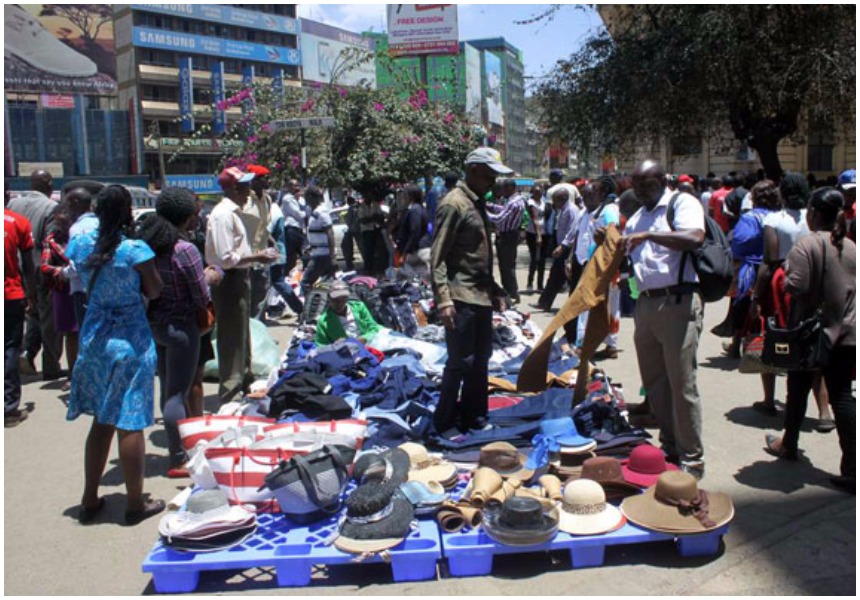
[
  {"xmin": 274, "ymin": 162, "xmax": 282, "ymax": 169},
  {"xmin": 443, "ymin": 113, "xmax": 455, "ymax": 124},
  {"xmin": 290, "ymin": 155, "xmax": 301, "ymax": 168},
  {"xmin": 339, "ymin": 88, "xmax": 348, "ymax": 98},
  {"xmin": 380, "ymin": 151, "xmax": 390, "ymax": 159},
  {"xmin": 301, "ymin": 98, "xmax": 315, "ymax": 113},
  {"xmin": 310, "ymin": 81, "xmax": 323, "ymax": 89},
  {"xmin": 248, "ymin": 136, "xmax": 259, "ymax": 144},
  {"xmin": 215, "ymin": 100, "xmax": 228, "ymax": 111},
  {"xmin": 373, "ymin": 102, "xmax": 385, "ymax": 112},
  {"xmin": 261, "ymin": 124, "xmax": 272, "ymax": 134}
]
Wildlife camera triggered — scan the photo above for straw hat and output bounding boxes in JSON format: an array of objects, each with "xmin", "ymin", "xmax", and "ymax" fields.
[
  {"xmin": 478, "ymin": 442, "xmax": 534, "ymax": 482},
  {"xmin": 557, "ymin": 479, "xmax": 626, "ymax": 536},
  {"xmin": 621, "ymin": 471, "xmax": 734, "ymax": 534},
  {"xmin": 398, "ymin": 442, "xmax": 459, "ymax": 489}
]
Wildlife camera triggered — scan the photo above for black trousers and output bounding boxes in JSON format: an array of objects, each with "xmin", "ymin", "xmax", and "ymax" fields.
[
  {"xmin": 284, "ymin": 226, "xmax": 304, "ymax": 273},
  {"xmin": 783, "ymin": 346, "xmax": 856, "ymax": 477},
  {"xmin": 341, "ymin": 230, "xmax": 358, "ymax": 271},
  {"xmin": 538, "ymin": 245, "xmax": 571, "ymax": 308},
  {"xmin": 525, "ymin": 232, "xmax": 547, "ymax": 289},
  {"xmin": 495, "ymin": 230, "xmax": 520, "ymax": 302},
  {"xmin": 434, "ymin": 301, "xmax": 493, "ymax": 433},
  {"xmin": 5, "ymin": 300, "xmax": 26, "ymax": 414}
]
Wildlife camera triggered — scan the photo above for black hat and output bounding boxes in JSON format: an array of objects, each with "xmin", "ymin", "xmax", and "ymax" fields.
[
  {"xmin": 352, "ymin": 448, "xmax": 410, "ymax": 486},
  {"xmin": 334, "ymin": 482, "xmax": 415, "ymax": 554},
  {"xmin": 482, "ymin": 496, "xmax": 559, "ymax": 547}
]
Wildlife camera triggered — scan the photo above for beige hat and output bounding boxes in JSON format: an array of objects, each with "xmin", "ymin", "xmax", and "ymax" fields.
[
  {"xmin": 399, "ymin": 442, "xmax": 459, "ymax": 489},
  {"xmin": 621, "ymin": 471, "xmax": 734, "ymax": 534},
  {"xmin": 557, "ymin": 479, "xmax": 625, "ymax": 536},
  {"xmin": 478, "ymin": 442, "xmax": 535, "ymax": 482}
]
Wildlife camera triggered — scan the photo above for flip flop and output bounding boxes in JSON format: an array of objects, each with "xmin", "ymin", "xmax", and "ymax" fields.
[
  {"xmin": 764, "ymin": 434, "xmax": 799, "ymax": 461},
  {"xmin": 816, "ymin": 418, "xmax": 836, "ymax": 433},
  {"xmin": 78, "ymin": 497, "xmax": 106, "ymax": 525},
  {"xmin": 124, "ymin": 499, "xmax": 166, "ymax": 526}
]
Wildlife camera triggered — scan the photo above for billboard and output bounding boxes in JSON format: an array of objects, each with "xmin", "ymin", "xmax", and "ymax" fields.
[
  {"xmin": 165, "ymin": 175, "xmax": 220, "ymax": 195},
  {"xmin": 132, "ymin": 27, "xmax": 301, "ymax": 65},
  {"xmin": 386, "ymin": 4, "xmax": 459, "ymax": 57},
  {"xmin": 300, "ymin": 19, "xmax": 377, "ymax": 88},
  {"xmin": 211, "ymin": 63, "xmax": 226, "ymax": 135},
  {"xmin": 132, "ymin": 4, "xmax": 298, "ymax": 35},
  {"xmin": 179, "ymin": 56, "xmax": 194, "ymax": 133},
  {"xmin": 4, "ymin": 4, "xmax": 117, "ymax": 95},
  {"xmin": 484, "ymin": 51, "xmax": 504, "ymax": 126},
  {"xmin": 464, "ymin": 43, "xmax": 482, "ymax": 121}
]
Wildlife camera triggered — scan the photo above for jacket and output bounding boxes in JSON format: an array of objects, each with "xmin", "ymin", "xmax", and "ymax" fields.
[{"xmin": 314, "ymin": 300, "xmax": 383, "ymax": 346}]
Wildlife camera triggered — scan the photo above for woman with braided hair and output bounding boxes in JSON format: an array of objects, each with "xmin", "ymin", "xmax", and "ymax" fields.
[{"xmin": 66, "ymin": 184, "xmax": 165, "ymax": 525}]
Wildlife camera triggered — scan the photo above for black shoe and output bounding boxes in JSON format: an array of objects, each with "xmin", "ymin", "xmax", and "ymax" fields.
[
  {"xmin": 830, "ymin": 476, "xmax": 856, "ymax": 494},
  {"xmin": 42, "ymin": 369, "xmax": 69, "ymax": 381},
  {"xmin": 4, "ymin": 409, "xmax": 29, "ymax": 428},
  {"xmin": 467, "ymin": 417, "xmax": 493, "ymax": 432},
  {"xmin": 680, "ymin": 462, "xmax": 705, "ymax": 481},
  {"xmin": 752, "ymin": 401, "xmax": 778, "ymax": 416},
  {"xmin": 529, "ymin": 302, "xmax": 551, "ymax": 312},
  {"xmin": 710, "ymin": 321, "xmax": 733, "ymax": 338},
  {"xmin": 124, "ymin": 499, "xmax": 166, "ymax": 526}
]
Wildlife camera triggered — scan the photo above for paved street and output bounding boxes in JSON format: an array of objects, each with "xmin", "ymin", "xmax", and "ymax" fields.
[{"xmin": 4, "ymin": 260, "xmax": 855, "ymax": 595}]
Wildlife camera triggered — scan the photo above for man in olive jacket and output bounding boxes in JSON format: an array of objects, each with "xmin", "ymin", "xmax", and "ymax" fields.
[{"xmin": 431, "ymin": 148, "xmax": 512, "ymax": 438}]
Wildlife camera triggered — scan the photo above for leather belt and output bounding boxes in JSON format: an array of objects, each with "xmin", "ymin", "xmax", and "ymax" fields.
[{"xmin": 639, "ymin": 283, "xmax": 699, "ymax": 298}]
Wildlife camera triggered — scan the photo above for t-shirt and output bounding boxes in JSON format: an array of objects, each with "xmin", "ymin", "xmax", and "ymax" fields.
[
  {"xmin": 708, "ymin": 187, "xmax": 732, "ymax": 233},
  {"xmin": 624, "ymin": 189, "xmax": 705, "ymax": 292},
  {"xmin": 525, "ymin": 198, "xmax": 544, "ymax": 235},
  {"xmin": 338, "ymin": 307, "xmax": 360, "ymax": 339},
  {"xmin": 307, "ymin": 207, "xmax": 332, "ymax": 257},
  {"xmin": 763, "ymin": 209, "xmax": 810, "ymax": 261},
  {"xmin": 4, "ymin": 209, "xmax": 35, "ymax": 301}
]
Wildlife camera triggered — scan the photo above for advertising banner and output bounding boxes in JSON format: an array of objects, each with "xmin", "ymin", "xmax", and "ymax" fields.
[
  {"xmin": 40, "ymin": 94, "xmax": 75, "ymax": 109},
  {"xmin": 132, "ymin": 4, "xmax": 298, "ymax": 35},
  {"xmin": 464, "ymin": 43, "xmax": 482, "ymax": 121},
  {"xmin": 165, "ymin": 175, "xmax": 221, "ymax": 195},
  {"xmin": 299, "ymin": 19, "xmax": 377, "ymax": 88},
  {"xmin": 484, "ymin": 51, "xmax": 504, "ymax": 126},
  {"xmin": 132, "ymin": 27, "xmax": 301, "ymax": 65},
  {"xmin": 211, "ymin": 62, "xmax": 226, "ymax": 135},
  {"xmin": 386, "ymin": 4, "xmax": 459, "ymax": 57},
  {"xmin": 179, "ymin": 56, "xmax": 195, "ymax": 133},
  {"xmin": 272, "ymin": 68, "xmax": 285, "ymax": 109},
  {"xmin": 5, "ymin": 4, "xmax": 117, "ymax": 95}
]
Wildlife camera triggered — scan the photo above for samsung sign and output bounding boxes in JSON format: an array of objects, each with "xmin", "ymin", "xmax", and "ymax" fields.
[
  {"xmin": 165, "ymin": 175, "xmax": 220, "ymax": 194},
  {"xmin": 132, "ymin": 4, "xmax": 298, "ymax": 34},
  {"xmin": 133, "ymin": 27, "xmax": 301, "ymax": 65}
]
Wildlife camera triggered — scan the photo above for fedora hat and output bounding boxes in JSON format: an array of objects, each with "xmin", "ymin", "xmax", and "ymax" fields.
[
  {"xmin": 549, "ymin": 450, "xmax": 596, "ymax": 480},
  {"xmin": 572, "ymin": 457, "xmax": 642, "ymax": 505},
  {"xmin": 482, "ymin": 496, "xmax": 559, "ymax": 547},
  {"xmin": 621, "ymin": 471, "xmax": 734, "ymax": 534},
  {"xmin": 621, "ymin": 444, "xmax": 679, "ymax": 488},
  {"xmin": 335, "ymin": 483, "xmax": 415, "ymax": 555},
  {"xmin": 479, "ymin": 442, "xmax": 534, "ymax": 482},
  {"xmin": 398, "ymin": 442, "xmax": 459, "ymax": 489},
  {"xmin": 352, "ymin": 447, "xmax": 410, "ymax": 486},
  {"xmin": 557, "ymin": 479, "xmax": 626, "ymax": 536}
]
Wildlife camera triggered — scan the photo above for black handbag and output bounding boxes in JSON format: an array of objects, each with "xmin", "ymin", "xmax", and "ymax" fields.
[
  {"xmin": 762, "ymin": 238, "xmax": 832, "ymax": 371},
  {"xmin": 260, "ymin": 444, "xmax": 355, "ymax": 524}
]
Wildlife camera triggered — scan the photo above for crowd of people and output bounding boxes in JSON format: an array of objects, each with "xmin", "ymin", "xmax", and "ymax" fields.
[{"xmin": 4, "ymin": 152, "xmax": 855, "ymax": 527}]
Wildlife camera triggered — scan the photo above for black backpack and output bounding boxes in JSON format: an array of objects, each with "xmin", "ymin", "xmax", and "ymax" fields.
[{"xmin": 666, "ymin": 193, "xmax": 734, "ymax": 303}]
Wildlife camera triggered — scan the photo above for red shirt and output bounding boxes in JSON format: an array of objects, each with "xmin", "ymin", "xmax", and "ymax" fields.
[
  {"xmin": 4, "ymin": 209, "xmax": 34, "ymax": 301},
  {"xmin": 708, "ymin": 187, "xmax": 732, "ymax": 233}
]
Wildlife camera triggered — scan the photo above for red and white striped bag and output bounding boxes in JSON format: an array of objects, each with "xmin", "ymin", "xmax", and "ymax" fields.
[
  {"xmin": 177, "ymin": 415, "xmax": 275, "ymax": 452},
  {"xmin": 262, "ymin": 419, "xmax": 369, "ymax": 450},
  {"xmin": 203, "ymin": 446, "xmax": 302, "ymax": 510}
]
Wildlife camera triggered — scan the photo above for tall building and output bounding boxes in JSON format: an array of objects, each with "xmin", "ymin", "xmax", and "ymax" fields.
[{"xmin": 113, "ymin": 4, "xmax": 301, "ymax": 189}]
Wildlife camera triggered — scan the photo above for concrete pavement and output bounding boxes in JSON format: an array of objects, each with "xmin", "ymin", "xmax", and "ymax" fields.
[{"xmin": 4, "ymin": 261, "xmax": 855, "ymax": 595}]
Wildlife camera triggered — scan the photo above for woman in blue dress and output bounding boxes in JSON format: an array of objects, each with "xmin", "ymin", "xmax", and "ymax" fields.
[{"xmin": 66, "ymin": 185, "xmax": 165, "ymax": 525}]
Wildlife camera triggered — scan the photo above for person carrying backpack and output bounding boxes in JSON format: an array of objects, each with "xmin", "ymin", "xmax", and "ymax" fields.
[{"xmin": 622, "ymin": 159, "xmax": 708, "ymax": 481}]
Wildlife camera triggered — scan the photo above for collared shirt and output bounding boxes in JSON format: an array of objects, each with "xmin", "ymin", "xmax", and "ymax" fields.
[
  {"xmin": 240, "ymin": 190, "xmax": 270, "ymax": 253},
  {"xmin": 205, "ymin": 197, "xmax": 253, "ymax": 270},
  {"xmin": 67, "ymin": 211, "xmax": 99, "ymax": 293},
  {"xmin": 280, "ymin": 192, "xmax": 305, "ymax": 230},
  {"xmin": 431, "ymin": 181, "xmax": 500, "ymax": 309},
  {"xmin": 486, "ymin": 193, "xmax": 526, "ymax": 234},
  {"xmin": 624, "ymin": 188, "xmax": 705, "ymax": 292},
  {"xmin": 554, "ymin": 199, "xmax": 582, "ymax": 248},
  {"xmin": 307, "ymin": 207, "xmax": 333, "ymax": 257},
  {"xmin": 148, "ymin": 240, "xmax": 211, "ymax": 327}
]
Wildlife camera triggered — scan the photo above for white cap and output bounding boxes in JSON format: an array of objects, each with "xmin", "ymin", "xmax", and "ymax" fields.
[{"xmin": 464, "ymin": 147, "xmax": 514, "ymax": 174}]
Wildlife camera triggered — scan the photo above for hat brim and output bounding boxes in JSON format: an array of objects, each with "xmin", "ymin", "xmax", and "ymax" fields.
[
  {"xmin": 482, "ymin": 505, "xmax": 559, "ymax": 547},
  {"xmin": 620, "ymin": 461, "xmax": 680, "ymax": 488},
  {"xmin": 620, "ymin": 486, "xmax": 734, "ymax": 533},
  {"xmin": 328, "ymin": 291, "xmax": 350, "ymax": 299},
  {"xmin": 487, "ymin": 454, "xmax": 535, "ymax": 482},
  {"xmin": 408, "ymin": 462, "xmax": 458, "ymax": 487},
  {"xmin": 354, "ymin": 448, "xmax": 411, "ymax": 486},
  {"xmin": 487, "ymin": 163, "xmax": 514, "ymax": 175},
  {"xmin": 238, "ymin": 173, "xmax": 255, "ymax": 183},
  {"xmin": 558, "ymin": 504, "xmax": 626, "ymax": 536},
  {"xmin": 557, "ymin": 438, "xmax": 597, "ymax": 453},
  {"xmin": 338, "ymin": 495, "xmax": 414, "ymax": 547},
  {"xmin": 840, "ymin": 183, "xmax": 856, "ymax": 190}
]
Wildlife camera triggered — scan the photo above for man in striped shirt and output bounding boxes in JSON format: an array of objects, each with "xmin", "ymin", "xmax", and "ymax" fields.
[
  {"xmin": 300, "ymin": 186, "xmax": 336, "ymax": 297},
  {"xmin": 487, "ymin": 178, "xmax": 526, "ymax": 304},
  {"xmin": 532, "ymin": 185, "xmax": 583, "ymax": 311}
]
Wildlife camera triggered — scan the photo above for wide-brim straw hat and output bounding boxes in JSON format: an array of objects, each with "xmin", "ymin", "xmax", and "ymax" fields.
[
  {"xmin": 621, "ymin": 471, "xmax": 734, "ymax": 534},
  {"xmin": 557, "ymin": 479, "xmax": 626, "ymax": 536},
  {"xmin": 398, "ymin": 442, "xmax": 459, "ymax": 488}
]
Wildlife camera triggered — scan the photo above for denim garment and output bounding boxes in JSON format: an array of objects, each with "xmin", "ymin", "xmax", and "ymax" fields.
[
  {"xmin": 430, "ymin": 421, "xmax": 541, "ymax": 450},
  {"xmin": 379, "ymin": 353, "xmax": 426, "ymax": 379},
  {"xmin": 487, "ymin": 388, "xmax": 574, "ymax": 423}
]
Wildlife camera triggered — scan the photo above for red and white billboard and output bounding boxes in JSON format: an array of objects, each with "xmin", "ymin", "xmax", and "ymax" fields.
[{"xmin": 386, "ymin": 4, "xmax": 459, "ymax": 57}]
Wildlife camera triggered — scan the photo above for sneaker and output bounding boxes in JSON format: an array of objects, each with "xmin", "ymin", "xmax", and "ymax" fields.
[
  {"xmin": 710, "ymin": 321, "xmax": 733, "ymax": 338},
  {"xmin": 4, "ymin": 409, "xmax": 29, "ymax": 428},
  {"xmin": 816, "ymin": 416, "xmax": 836, "ymax": 433},
  {"xmin": 467, "ymin": 417, "xmax": 493, "ymax": 432},
  {"xmin": 5, "ymin": 5, "xmax": 98, "ymax": 77},
  {"xmin": 680, "ymin": 462, "xmax": 705, "ymax": 481}
]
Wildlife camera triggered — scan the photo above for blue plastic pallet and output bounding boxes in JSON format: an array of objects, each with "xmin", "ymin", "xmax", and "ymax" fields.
[
  {"xmin": 142, "ymin": 512, "xmax": 442, "ymax": 593},
  {"xmin": 441, "ymin": 522, "xmax": 729, "ymax": 577}
]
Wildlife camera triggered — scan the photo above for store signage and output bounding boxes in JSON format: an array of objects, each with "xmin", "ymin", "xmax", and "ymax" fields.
[
  {"xmin": 165, "ymin": 174, "xmax": 220, "ymax": 194},
  {"xmin": 211, "ymin": 62, "xmax": 226, "ymax": 134},
  {"xmin": 133, "ymin": 27, "xmax": 301, "ymax": 65},
  {"xmin": 179, "ymin": 56, "xmax": 194, "ymax": 132},
  {"xmin": 269, "ymin": 117, "xmax": 335, "ymax": 131},
  {"xmin": 132, "ymin": 4, "xmax": 298, "ymax": 34},
  {"xmin": 387, "ymin": 4, "xmax": 459, "ymax": 57}
]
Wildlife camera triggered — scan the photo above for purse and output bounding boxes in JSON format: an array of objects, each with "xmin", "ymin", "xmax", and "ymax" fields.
[
  {"xmin": 196, "ymin": 301, "xmax": 216, "ymax": 336},
  {"xmin": 739, "ymin": 317, "xmax": 784, "ymax": 375},
  {"xmin": 204, "ymin": 446, "xmax": 301, "ymax": 509},
  {"xmin": 260, "ymin": 444, "xmax": 356, "ymax": 523},
  {"xmin": 762, "ymin": 238, "xmax": 832, "ymax": 371}
]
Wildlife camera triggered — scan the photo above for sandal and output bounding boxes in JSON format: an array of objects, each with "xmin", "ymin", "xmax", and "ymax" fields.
[
  {"xmin": 752, "ymin": 401, "xmax": 778, "ymax": 416},
  {"xmin": 77, "ymin": 497, "xmax": 106, "ymax": 525},
  {"xmin": 764, "ymin": 434, "xmax": 799, "ymax": 461},
  {"xmin": 124, "ymin": 499, "xmax": 166, "ymax": 526},
  {"xmin": 816, "ymin": 417, "xmax": 836, "ymax": 433}
]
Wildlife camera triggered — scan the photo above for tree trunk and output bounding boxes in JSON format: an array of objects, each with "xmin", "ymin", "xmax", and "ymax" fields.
[{"xmin": 752, "ymin": 132, "xmax": 784, "ymax": 182}]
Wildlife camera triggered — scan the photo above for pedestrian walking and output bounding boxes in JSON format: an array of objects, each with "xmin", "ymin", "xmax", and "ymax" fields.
[
  {"xmin": 487, "ymin": 178, "xmax": 526, "ymax": 304},
  {"xmin": 532, "ymin": 184, "xmax": 582, "ymax": 311},
  {"xmin": 524, "ymin": 185, "xmax": 546, "ymax": 293},
  {"xmin": 300, "ymin": 185, "xmax": 336, "ymax": 296},
  {"xmin": 278, "ymin": 179, "xmax": 305, "ymax": 273},
  {"xmin": 396, "ymin": 184, "xmax": 432, "ymax": 280}
]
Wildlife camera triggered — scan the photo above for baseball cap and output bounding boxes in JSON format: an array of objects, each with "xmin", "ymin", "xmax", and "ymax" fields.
[
  {"xmin": 464, "ymin": 147, "xmax": 514, "ymax": 175},
  {"xmin": 328, "ymin": 281, "xmax": 350, "ymax": 300},
  {"xmin": 838, "ymin": 169, "xmax": 856, "ymax": 190},
  {"xmin": 246, "ymin": 164, "xmax": 271, "ymax": 177},
  {"xmin": 678, "ymin": 174, "xmax": 694, "ymax": 184},
  {"xmin": 549, "ymin": 168, "xmax": 565, "ymax": 179},
  {"xmin": 218, "ymin": 167, "xmax": 254, "ymax": 190}
]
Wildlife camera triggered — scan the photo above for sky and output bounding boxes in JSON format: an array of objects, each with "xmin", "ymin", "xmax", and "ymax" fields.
[{"xmin": 296, "ymin": 3, "xmax": 606, "ymax": 90}]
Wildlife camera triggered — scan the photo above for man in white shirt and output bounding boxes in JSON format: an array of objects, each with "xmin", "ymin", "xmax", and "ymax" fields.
[
  {"xmin": 623, "ymin": 159, "xmax": 707, "ymax": 480},
  {"xmin": 300, "ymin": 186, "xmax": 336, "ymax": 297},
  {"xmin": 205, "ymin": 167, "xmax": 276, "ymax": 403},
  {"xmin": 279, "ymin": 179, "xmax": 305, "ymax": 272}
]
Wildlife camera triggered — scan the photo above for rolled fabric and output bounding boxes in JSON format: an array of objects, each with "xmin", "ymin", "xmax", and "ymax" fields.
[
  {"xmin": 471, "ymin": 467, "xmax": 504, "ymax": 508},
  {"xmin": 438, "ymin": 507, "xmax": 466, "ymax": 533},
  {"xmin": 539, "ymin": 475, "xmax": 563, "ymax": 502},
  {"xmin": 459, "ymin": 505, "xmax": 483, "ymax": 528},
  {"xmin": 487, "ymin": 479, "xmax": 522, "ymax": 506}
]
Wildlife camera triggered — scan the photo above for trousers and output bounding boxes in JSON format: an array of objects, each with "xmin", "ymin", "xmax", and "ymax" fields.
[
  {"xmin": 537, "ymin": 246, "xmax": 571, "ymax": 309},
  {"xmin": 525, "ymin": 232, "xmax": 548, "ymax": 290},
  {"xmin": 495, "ymin": 230, "xmax": 520, "ymax": 301},
  {"xmin": 269, "ymin": 263, "xmax": 304, "ymax": 315},
  {"xmin": 5, "ymin": 300, "xmax": 26, "ymax": 413},
  {"xmin": 249, "ymin": 266, "xmax": 270, "ymax": 321},
  {"xmin": 783, "ymin": 346, "xmax": 855, "ymax": 477},
  {"xmin": 284, "ymin": 226, "xmax": 304, "ymax": 273},
  {"xmin": 434, "ymin": 301, "xmax": 493, "ymax": 433},
  {"xmin": 341, "ymin": 230, "xmax": 358, "ymax": 271},
  {"xmin": 212, "ymin": 268, "xmax": 252, "ymax": 403},
  {"xmin": 23, "ymin": 282, "xmax": 62, "ymax": 376},
  {"xmin": 634, "ymin": 291, "xmax": 704, "ymax": 467},
  {"xmin": 300, "ymin": 254, "xmax": 334, "ymax": 297}
]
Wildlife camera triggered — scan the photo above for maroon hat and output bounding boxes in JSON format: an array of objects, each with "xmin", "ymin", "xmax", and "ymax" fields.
[
  {"xmin": 218, "ymin": 167, "xmax": 254, "ymax": 190},
  {"xmin": 620, "ymin": 445, "xmax": 679, "ymax": 488}
]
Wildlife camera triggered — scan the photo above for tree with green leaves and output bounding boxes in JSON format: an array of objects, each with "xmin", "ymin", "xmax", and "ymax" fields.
[
  {"xmin": 535, "ymin": 5, "xmax": 855, "ymax": 178},
  {"xmin": 39, "ymin": 5, "xmax": 112, "ymax": 41}
]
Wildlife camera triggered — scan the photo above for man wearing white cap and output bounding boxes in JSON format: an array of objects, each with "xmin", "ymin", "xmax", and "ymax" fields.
[
  {"xmin": 431, "ymin": 148, "xmax": 511, "ymax": 438},
  {"xmin": 205, "ymin": 167, "xmax": 277, "ymax": 403}
]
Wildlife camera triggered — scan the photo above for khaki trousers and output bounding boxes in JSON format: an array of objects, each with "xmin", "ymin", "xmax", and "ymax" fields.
[{"xmin": 212, "ymin": 268, "xmax": 252, "ymax": 403}]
